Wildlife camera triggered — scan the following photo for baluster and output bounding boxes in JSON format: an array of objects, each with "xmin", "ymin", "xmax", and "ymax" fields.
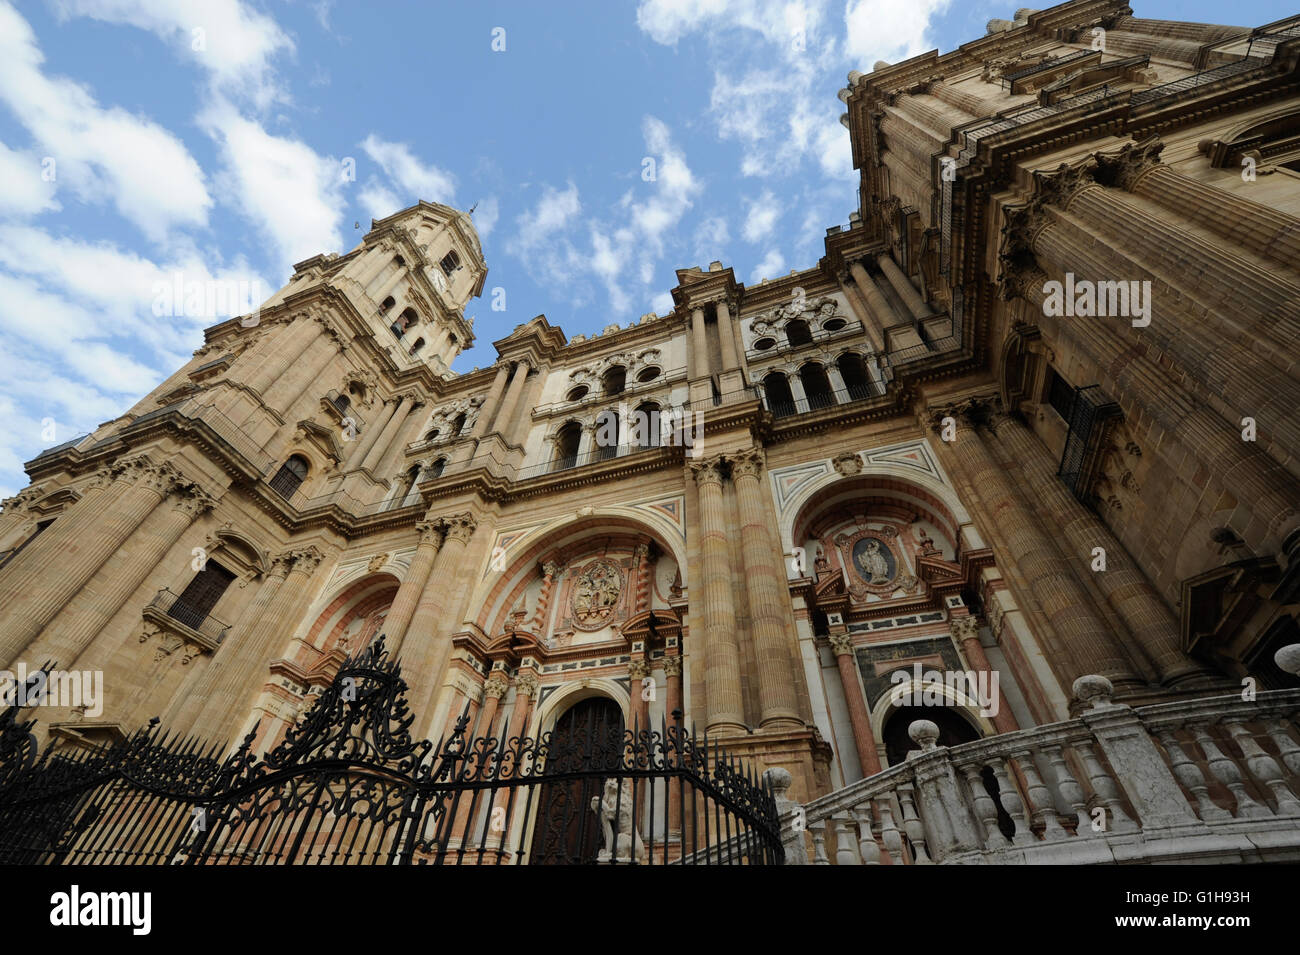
[
  {"xmin": 1192, "ymin": 724, "xmax": 1269, "ymax": 818},
  {"xmin": 897, "ymin": 785, "xmax": 931, "ymax": 864},
  {"xmin": 987, "ymin": 758, "xmax": 1033, "ymax": 845},
  {"xmin": 809, "ymin": 819, "xmax": 829, "ymax": 865},
  {"xmin": 854, "ymin": 806, "xmax": 881, "ymax": 865},
  {"xmin": 876, "ymin": 798, "xmax": 904, "ymax": 864},
  {"xmin": 1225, "ymin": 719, "xmax": 1300, "ymax": 815},
  {"xmin": 1074, "ymin": 740, "xmax": 1138, "ymax": 832},
  {"xmin": 1015, "ymin": 748, "xmax": 1067, "ymax": 840},
  {"xmin": 959, "ymin": 762, "xmax": 1009, "ymax": 848},
  {"xmin": 1153, "ymin": 728, "xmax": 1230, "ymax": 821},
  {"xmin": 1042, "ymin": 745, "xmax": 1089, "ymax": 837},
  {"xmin": 1265, "ymin": 717, "xmax": 1300, "ymax": 776},
  {"xmin": 834, "ymin": 813, "xmax": 860, "ymax": 865}
]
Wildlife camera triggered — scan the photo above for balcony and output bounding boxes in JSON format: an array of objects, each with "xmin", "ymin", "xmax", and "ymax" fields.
[
  {"xmin": 772, "ymin": 669, "xmax": 1300, "ymax": 865},
  {"xmin": 142, "ymin": 588, "xmax": 231, "ymax": 656}
]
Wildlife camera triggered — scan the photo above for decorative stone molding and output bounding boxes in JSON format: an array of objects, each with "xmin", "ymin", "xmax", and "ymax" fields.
[
  {"xmin": 442, "ymin": 512, "xmax": 477, "ymax": 543},
  {"xmin": 415, "ymin": 520, "xmax": 444, "ymax": 548},
  {"xmin": 484, "ymin": 673, "xmax": 510, "ymax": 699},
  {"xmin": 831, "ymin": 452, "xmax": 864, "ymax": 477},
  {"xmin": 828, "ymin": 633, "xmax": 854, "ymax": 656},
  {"xmin": 628, "ymin": 659, "xmax": 650, "ymax": 680},
  {"xmin": 730, "ymin": 449, "xmax": 764, "ymax": 481},
  {"xmin": 689, "ymin": 457, "xmax": 726, "ymax": 489},
  {"xmin": 750, "ymin": 295, "xmax": 842, "ymax": 337},
  {"xmin": 1093, "ymin": 134, "xmax": 1165, "ymax": 192},
  {"xmin": 514, "ymin": 670, "xmax": 539, "ymax": 699},
  {"xmin": 949, "ymin": 616, "xmax": 980, "ymax": 642},
  {"xmin": 662, "ymin": 655, "xmax": 683, "ymax": 677}
]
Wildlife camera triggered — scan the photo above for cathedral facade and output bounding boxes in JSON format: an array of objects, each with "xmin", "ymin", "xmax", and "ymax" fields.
[{"xmin": 1, "ymin": 0, "xmax": 1299, "ymax": 864}]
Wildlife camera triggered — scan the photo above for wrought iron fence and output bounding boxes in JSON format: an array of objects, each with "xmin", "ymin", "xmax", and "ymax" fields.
[{"xmin": 0, "ymin": 638, "xmax": 782, "ymax": 865}]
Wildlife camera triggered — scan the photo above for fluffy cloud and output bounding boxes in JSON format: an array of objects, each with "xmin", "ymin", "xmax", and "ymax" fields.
[
  {"xmin": 749, "ymin": 247, "xmax": 786, "ymax": 284},
  {"xmin": 0, "ymin": 1, "xmax": 212, "ymax": 241},
  {"xmin": 51, "ymin": 0, "xmax": 294, "ymax": 107},
  {"xmin": 741, "ymin": 190, "xmax": 781, "ymax": 243},
  {"xmin": 358, "ymin": 135, "xmax": 458, "ymax": 219},
  {"xmin": 0, "ymin": 141, "xmax": 59, "ymax": 218}
]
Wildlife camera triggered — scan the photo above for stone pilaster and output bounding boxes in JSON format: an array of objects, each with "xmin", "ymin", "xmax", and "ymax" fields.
[
  {"xmin": 360, "ymin": 393, "xmax": 414, "ymax": 473},
  {"xmin": 472, "ymin": 363, "xmax": 512, "ymax": 437},
  {"xmin": 949, "ymin": 617, "xmax": 1018, "ymax": 735},
  {"xmin": 829, "ymin": 632, "xmax": 882, "ymax": 776},
  {"xmin": 384, "ymin": 520, "xmax": 446, "ymax": 653},
  {"xmin": 406, "ymin": 512, "xmax": 478, "ymax": 720}
]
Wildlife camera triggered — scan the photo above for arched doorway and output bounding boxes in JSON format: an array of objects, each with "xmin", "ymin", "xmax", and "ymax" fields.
[{"xmin": 528, "ymin": 696, "xmax": 625, "ymax": 865}]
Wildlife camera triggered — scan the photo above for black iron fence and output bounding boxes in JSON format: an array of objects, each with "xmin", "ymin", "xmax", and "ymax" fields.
[{"xmin": 0, "ymin": 638, "xmax": 782, "ymax": 865}]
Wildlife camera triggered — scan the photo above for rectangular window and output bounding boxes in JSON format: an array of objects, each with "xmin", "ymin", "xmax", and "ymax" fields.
[
  {"xmin": 1044, "ymin": 367, "xmax": 1075, "ymax": 422},
  {"xmin": 172, "ymin": 562, "xmax": 236, "ymax": 630}
]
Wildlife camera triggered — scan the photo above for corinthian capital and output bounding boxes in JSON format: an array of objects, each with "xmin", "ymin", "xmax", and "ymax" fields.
[
  {"xmin": 730, "ymin": 448, "xmax": 764, "ymax": 481},
  {"xmin": 1032, "ymin": 156, "xmax": 1098, "ymax": 209},
  {"xmin": 415, "ymin": 520, "xmax": 445, "ymax": 548},
  {"xmin": 172, "ymin": 484, "xmax": 217, "ymax": 518},
  {"xmin": 950, "ymin": 616, "xmax": 980, "ymax": 642},
  {"xmin": 1093, "ymin": 135, "xmax": 1165, "ymax": 192},
  {"xmin": 828, "ymin": 633, "xmax": 854, "ymax": 656},
  {"xmin": 441, "ymin": 512, "xmax": 477, "ymax": 543},
  {"xmin": 689, "ymin": 456, "xmax": 726, "ymax": 489},
  {"xmin": 280, "ymin": 544, "xmax": 325, "ymax": 575}
]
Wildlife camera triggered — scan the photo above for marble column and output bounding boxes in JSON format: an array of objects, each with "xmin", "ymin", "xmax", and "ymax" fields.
[
  {"xmin": 829, "ymin": 633, "xmax": 882, "ymax": 776},
  {"xmin": 948, "ymin": 618, "xmax": 1018, "ymax": 736},
  {"xmin": 180, "ymin": 546, "xmax": 325, "ymax": 737},
  {"xmin": 987, "ymin": 410, "xmax": 1209, "ymax": 686},
  {"xmin": 877, "ymin": 253, "xmax": 932, "ymax": 321},
  {"xmin": 532, "ymin": 561, "xmax": 560, "ymax": 634},
  {"xmin": 491, "ymin": 359, "xmax": 532, "ymax": 442},
  {"xmin": 477, "ymin": 671, "xmax": 509, "ymax": 738},
  {"xmin": 384, "ymin": 520, "xmax": 445, "ymax": 654},
  {"xmin": 838, "ymin": 275, "xmax": 886, "ymax": 354},
  {"xmin": 930, "ymin": 400, "xmax": 1138, "ymax": 688},
  {"xmin": 506, "ymin": 671, "xmax": 538, "ymax": 743},
  {"xmin": 715, "ymin": 299, "xmax": 740, "ymax": 372},
  {"xmin": 405, "ymin": 513, "xmax": 478, "ymax": 720},
  {"xmin": 848, "ymin": 260, "xmax": 899, "ymax": 338},
  {"xmin": 262, "ymin": 322, "xmax": 343, "ymax": 416},
  {"xmin": 472, "ymin": 364, "xmax": 512, "ymax": 436},
  {"xmin": 731, "ymin": 450, "xmax": 801, "ymax": 728},
  {"xmin": 690, "ymin": 458, "xmax": 745, "ymax": 734},
  {"xmin": 360, "ymin": 394, "xmax": 413, "ymax": 473},
  {"xmin": 349, "ymin": 398, "xmax": 396, "ymax": 467},
  {"xmin": 629, "ymin": 658, "xmax": 652, "ymax": 733},
  {"xmin": 0, "ymin": 458, "xmax": 177, "ymax": 669},
  {"xmin": 29, "ymin": 483, "xmax": 215, "ymax": 671}
]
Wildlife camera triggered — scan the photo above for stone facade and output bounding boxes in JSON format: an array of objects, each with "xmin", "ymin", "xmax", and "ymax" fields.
[{"xmin": 1, "ymin": 1, "xmax": 1298, "ymax": 823}]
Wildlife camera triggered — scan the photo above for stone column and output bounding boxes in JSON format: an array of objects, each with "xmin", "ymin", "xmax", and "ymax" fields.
[
  {"xmin": 690, "ymin": 458, "xmax": 745, "ymax": 734},
  {"xmin": 404, "ymin": 513, "xmax": 477, "ymax": 719},
  {"xmin": 262, "ymin": 322, "xmax": 343, "ymax": 415},
  {"xmin": 506, "ymin": 671, "xmax": 538, "ymax": 742},
  {"xmin": 353, "ymin": 246, "xmax": 393, "ymax": 288},
  {"xmin": 359, "ymin": 394, "xmax": 413, "ymax": 473},
  {"xmin": 477, "ymin": 671, "xmax": 508, "ymax": 738},
  {"xmin": 829, "ymin": 633, "xmax": 882, "ymax": 776},
  {"xmin": 877, "ymin": 253, "xmax": 932, "ymax": 320},
  {"xmin": 471, "ymin": 364, "xmax": 512, "ymax": 436},
  {"xmin": 0, "ymin": 459, "xmax": 176, "ymax": 668},
  {"xmin": 373, "ymin": 400, "xmax": 423, "ymax": 478},
  {"xmin": 28, "ymin": 483, "xmax": 215, "ymax": 670},
  {"xmin": 731, "ymin": 450, "xmax": 801, "ymax": 728},
  {"xmin": 181, "ymin": 546, "xmax": 325, "ymax": 737},
  {"xmin": 663, "ymin": 653, "xmax": 685, "ymax": 837},
  {"xmin": 786, "ymin": 369, "xmax": 809, "ymax": 412},
  {"xmin": 532, "ymin": 560, "xmax": 560, "ymax": 634},
  {"xmin": 848, "ymin": 260, "xmax": 899, "ymax": 337},
  {"xmin": 384, "ymin": 521, "xmax": 445, "ymax": 654},
  {"xmin": 715, "ymin": 299, "xmax": 740, "ymax": 372},
  {"xmin": 927, "ymin": 81, "xmax": 993, "ymax": 117},
  {"xmin": 243, "ymin": 319, "xmax": 317, "ymax": 395},
  {"xmin": 491, "ymin": 360, "xmax": 531, "ymax": 442},
  {"xmin": 987, "ymin": 409, "xmax": 1209, "ymax": 686},
  {"xmin": 371, "ymin": 262, "xmax": 406, "ymax": 304},
  {"xmin": 690, "ymin": 307, "xmax": 710, "ymax": 380},
  {"xmin": 838, "ymin": 276, "xmax": 886, "ymax": 354},
  {"xmin": 948, "ymin": 617, "xmax": 1018, "ymax": 735},
  {"xmin": 629, "ymin": 659, "xmax": 652, "ymax": 732},
  {"xmin": 348, "ymin": 398, "xmax": 395, "ymax": 467},
  {"xmin": 632, "ymin": 544, "xmax": 650, "ymax": 614},
  {"xmin": 930, "ymin": 400, "xmax": 1138, "ymax": 688},
  {"xmin": 0, "ymin": 478, "xmax": 113, "ymax": 596}
]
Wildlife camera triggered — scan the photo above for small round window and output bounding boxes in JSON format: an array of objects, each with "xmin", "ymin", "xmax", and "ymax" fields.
[
  {"xmin": 824, "ymin": 318, "xmax": 847, "ymax": 332},
  {"xmin": 636, "ymin": 366, "xmax": 661, "ymax": 383},
  {"xmin": 567, "ymin": 385, "xmax": 589, "ymax": 402},
  {"xmin": 753, "ymin": 337, "xmax": 777, "ymax": 351}
]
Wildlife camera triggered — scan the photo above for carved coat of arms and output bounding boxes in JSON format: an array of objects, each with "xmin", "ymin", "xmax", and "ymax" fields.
[{"xmin": 571, "ymin": 559, "xmax": 623, "ymax": 629}]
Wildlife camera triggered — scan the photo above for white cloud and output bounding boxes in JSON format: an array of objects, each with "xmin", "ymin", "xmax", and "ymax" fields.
[
  {"xmin": 844, "ymin": 0, "xmax": 951, "ymax": 64},
  {"xmin": 693, "ymin": 215, "xmax": 729, "ymax": 263},
  {"xmin": 749, "ymin": 248, "xmax": 785, "ymax": 283},
  {"xmin": 199, "ymin": 98, "xmax": 347, "ymax": 276},
  {"xmin": 359, "ymin": 135, "xmax": 457, "ymax": 212},
  {"xmin": 473, "ymin": 196, "xmax": 500, "ymax": 238},
  {"xmin": 742, "ymin": 190, "xmax": 781, "ymax": 242},
  {"xmin": 51, "ymin": 0, "xmax": 294, "ymax": 107},
  {"xmin": 0, "ymin": 2, "xmax": 212, "ymax": 241},
  {"xmin": 0, "ymin": 141, "xmax": 59, "ymax": 218}
]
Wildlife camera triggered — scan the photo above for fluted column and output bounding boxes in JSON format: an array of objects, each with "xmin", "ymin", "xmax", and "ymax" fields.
[
  {"xmin": 690, "ymin": 307, "xmax": 710, "ymax": 380},
  {"xmin": 182, "ymin": 546, "xmax": 325, "ymax": 737},
  {"xmin": 262, "ymin": 321, "xmax": 342, "ymax": 415},
  {"xmin": 405, "ymin": 513, "xmax": 478, "ymax": 720},
  {"xmin": 374, "ymin": 400, "xmax": 423, "ymax": 478},
  {"xmin": 927, "ymin": 81, "xmax": 993, "ymax": 117},
  {"xmin": 348, "ymin": 398, "xmax": 396, "ymax": 466},
  {"xmin": 731, "ymin": 450, "xmax": 801, "ymax": 727},
  {"xmin": 0, "ymin": 458, "xmax": 177, "ymax": 668},
  {"xmin": 491, "ymin": 359, "xmax": 531, "ymax": 442},
  {"xmin": 385, "ymin": 521, "xmax": 445, "ymax": 653},
  {"xmin": 360, "ymin": 394, "xmax": 413, "ymax": 472},
  {"xmin": 352, "ymin": 247, "xmax": 392, "ymax": 288},
  {"xmin": 838, "ymin": 276, "xmax": 886, "ymax": 354},
  {"xmin": 632, "ymin": 544, "xmax": 650, "ymax": 614},
  {"xmin": 929, "ymin": 400, "xmax": 1138, "ymax": 688},
  {"xmin": 471, "ymin": 364, "xmax": 512, "ymax": 437},
  {"xmin": 663, "ymin": 654, "xmax": 684, "ymax": 836},
  {"xmin": 690, "ymin": 457, "xmax": 745, "ymax": 734},
  {"xmin": 877, "ymin": 254, "xmax": 932, "ymax": 320},
  {"xmin": 477, "ymin": 671, "xmax": 508, "ymax": 738},
  {"xmin": 948, "ymin": 618, "xmax": 1018, "ymax": 735},
  {"xmin": 28, "ymin": 483, "xmax": 215, "ymax": 670},
  {"xmin": 506, "ymin": 671, "xmax": 538, "ymax": 742},
  {"xmin": 987, "ymin": 410, "xmax": 1210, "ymax": 686},
  {"xmin": 629, "ymin": 659, "xmax": 652, "ymax": 732},
  {"xmin": 371, "ymin": 262, "xmax": 406, "ymax": 303},
  {"xmin": 715, "ymin": 299, "xmax": 740, "ymax": 372},
  {"xmin": 848, "ymin": 260, "xmax": 898, "ymax": 338},
  {"xmin": 243, "ymin": 318, "xmax": 317, "ymax": 395},
  {"xmin": 829, "ymin": 633, "xmax": 882, "ymax": 776}
]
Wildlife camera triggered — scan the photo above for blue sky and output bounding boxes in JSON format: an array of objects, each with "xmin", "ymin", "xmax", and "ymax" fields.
[{"xmin": 0, "ymin": 0, "xmax": 1289, "ymax": 498}]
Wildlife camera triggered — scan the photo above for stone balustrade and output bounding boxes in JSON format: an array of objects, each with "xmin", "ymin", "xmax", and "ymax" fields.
[{"xmin": 774, "ymin": 662, "xmax": 1300, "ymax": 865}]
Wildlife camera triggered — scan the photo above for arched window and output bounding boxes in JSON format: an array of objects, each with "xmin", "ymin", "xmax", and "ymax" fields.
[
  {"xmin": 785, "ymin": 319, "xmax": 813, "ymax": 348},
  {"xmin": 552, "ymin": 422, "xmax": 582, "ymax": 472},
  {"xmin": 439, "ymin": 250, "xmax": 461, "ymax": 276},
  {"xmin": 567, "ymin": 385, "xmax": 589, "ymax": 402},
  {"xmin": 451, "ymin": 412, "xmax": 468, "ymax": 437},
  {"xmin": 425, "ymin": 428, "xmax": 441, "ymax": 443},
  {"xmin": 800, "ymin": 363, "xmax": 834, "ymax": 411},
  {"xmin": 837, "ymin": 353, "xmax": 873, "ymax": 402},
  {"xmin": 595, "ymin": 409, "xmax": 620, "ymax": 460},
  {"xmin": 269, "ymin": 455, "xmax": 309, "ymax": 499},
  {"xmin": 427, "ymin": 457, "xmax": 446, "ymax": 479},
  {"xmin": 380, "ymin": 296, "xmax": 396, "ymax": 312},
  {"xmin": 631, "ymin": 401, "xmax": 660, "ymax": 448},
  {"xmin": 400, "ymin": 306, "xmax": 418, "ymax": 326},
  {"xmin": 602, "ymin": 365, "xmax": 626, "ymax": 397},
  {"xmin": 408, "ymin": 337, "xmax": 426, "ymax": 356},
  {"xmin": 763, "ymin": 372, "xmax": 795, "ymax": 418}
]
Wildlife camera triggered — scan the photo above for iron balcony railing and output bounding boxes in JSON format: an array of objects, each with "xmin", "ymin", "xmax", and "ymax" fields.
[{"xmin": 145, "ymin": 588, "xmax": 231, "ymax": 646}]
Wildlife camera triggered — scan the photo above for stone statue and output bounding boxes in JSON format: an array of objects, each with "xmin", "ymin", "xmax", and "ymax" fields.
[{"xmin": 591, "ymin": 777, "xmax": 646, "ymax": 864}]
